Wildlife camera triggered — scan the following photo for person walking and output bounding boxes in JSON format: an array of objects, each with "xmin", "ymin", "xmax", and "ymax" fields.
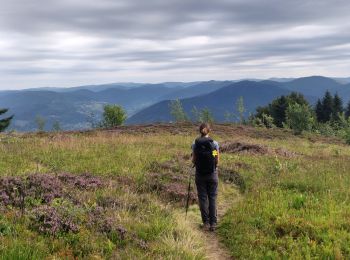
[{"xmin": 191, "ymin": 123, "xmax": 219, "ymax": 231}]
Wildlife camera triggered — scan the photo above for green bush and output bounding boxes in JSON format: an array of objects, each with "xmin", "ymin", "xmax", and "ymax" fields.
[
  {"xmin": 169, "ymin": 99, "xmax": 188, "ymax": 122},
  {"xmin": 342, "ymin": 128, "xmax": 350, "ymax": 144},
  {"xmin": 100, "ymin": 104, "xmax": 127, "ymax": 128},
  {"xmin": 285, "ymin": 103, "xmax": 315, "ymax": 135}
]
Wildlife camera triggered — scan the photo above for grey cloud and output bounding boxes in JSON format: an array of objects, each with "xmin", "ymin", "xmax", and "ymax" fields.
[{"xmin": 0, "ymin": 0, "xmax": 350, "ymax": 89}]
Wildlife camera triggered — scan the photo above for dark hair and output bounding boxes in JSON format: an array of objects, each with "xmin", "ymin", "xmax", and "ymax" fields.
[{"xmin": 199, "ymin": 123, "xmax": 210, "ymax": 136}]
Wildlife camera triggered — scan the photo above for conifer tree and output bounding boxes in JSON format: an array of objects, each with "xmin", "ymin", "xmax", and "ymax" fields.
[
  {"xmin": 321, "ymin": 90, "xmax": 334, "ymax": 122},
  {"xmin": 270, "ymin": 95, "xmax": 288, "ymax": 127},
  {"xmin": 0, "ymin": 108, "xmax": 13, "ymax": 132},
  {"xmin": 345, "ymin": 101, "xmax": 350, "ymax": 119},
  {"xmin": 332, "ymin": 93, "xmax": 343, "ymax": 117},
  {"xmin": 315, "ymin": 99, "xmax": 323, "ymax": 122},
  {"xmin": 255, "ymin": 92, "xmax": 309, "ymax": 128}
]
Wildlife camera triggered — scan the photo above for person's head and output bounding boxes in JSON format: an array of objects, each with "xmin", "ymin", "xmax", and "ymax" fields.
[{"xmin": 199, "ymin": 123, "xmax": 211, "ymax": 137}]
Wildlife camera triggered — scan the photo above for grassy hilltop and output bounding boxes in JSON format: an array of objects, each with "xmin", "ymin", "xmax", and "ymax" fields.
[{"xmin": 1, "ymin": 123, "xmax": 350, "ymax": 259}]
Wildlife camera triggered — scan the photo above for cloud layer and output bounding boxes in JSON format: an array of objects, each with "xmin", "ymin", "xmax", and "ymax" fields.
[{"xmin": 1, "ymin": 0, "xmax": 350, "ymax": 89}]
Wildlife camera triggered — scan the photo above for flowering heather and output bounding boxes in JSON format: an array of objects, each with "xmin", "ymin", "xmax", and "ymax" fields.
[
  {"xmin": 30, "ymin": 205, "xmax": 79, "ymax": 236},
  {"xmin": 88, "ymin": 206, "xmax": 113, "ymax": 233},
  {"xmin": 0, "ymin": 173, "xmax": 104, "ymax": 207},
  {"xmin": 0, "ymin": 176, "xmax": 25, "ymax": 206},
  {"xmin": 58, "ymin": 172, "xmax": 103, "ymax": 189},
  {"xmin": 87, "ymin": 206, "xmax": 128, "ymax": 241},
  {"xmin": 26, "ymin": 174, "xmax": 63, "ymax": 203}
]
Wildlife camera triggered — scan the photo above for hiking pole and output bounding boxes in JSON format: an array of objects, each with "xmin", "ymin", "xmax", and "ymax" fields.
[{"xmin": 185, "ymin": 165, "xmax": 195, "ymax": 219}]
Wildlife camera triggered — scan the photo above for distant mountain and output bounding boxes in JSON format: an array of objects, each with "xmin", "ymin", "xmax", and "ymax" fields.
[
  {"xmin": 281, "ymin": 76, "xmax": 343, "ymax": 97},
  {"xmin": 0, "ymin": 81, "xmax": 228, "ymax": 131},
  {"xmin": 22, "ymin": 84, "xmax": 131, "ymax": 93},
  {"xmin": 2, "ymin": 76, "xmax": 350, "ymax": 131},
  {"xmin": 158, "ymin": 81, "xmax": 233, "ymax": 100},
  {"xmin": 333, "ymin": 77, "xmax": 350, "ymax": 84},
  {"xmin": 19, "ymin": 82, "xmax": 199, "ymax": 92},
  {"xmin": 127, "ymin": 81, "xmax": 295, "ymax": 124},
  {"xmin": 0, "ymin": 85, "xmax": 176, "ymax": 131},
  {"xmin": 268, "ymin": 77, "xmax": 295, "ymax": 82}
]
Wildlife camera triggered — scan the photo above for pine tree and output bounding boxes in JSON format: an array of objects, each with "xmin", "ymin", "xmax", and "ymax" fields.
[
  {"xmin": 270, "ymin": 95, "xmax": 288, "ymax": 127},
  {"xmin": 253, "ymin": 92, "xmax": 310, "ymax": 128},
  {"xmin": 0, "ymin": 108, "xmax": 13, "ymax": 132},
  {"xmin": 321, "ymin": 90, "xmax": 334, "ymax": 122},
  {"xmin": 315, "ymin": 99, "xmax": 323, "ymax": 122},
  {"xmin": 345, "ymin": 101, "xmax": 350, "ymax": 119},
  {"xmin": 286, "ymin": 92, "xmax": 309, "ymax": 106},
  {"xmin": 332, "ymin": 93, "xmax": 343, "ymax": 118}
]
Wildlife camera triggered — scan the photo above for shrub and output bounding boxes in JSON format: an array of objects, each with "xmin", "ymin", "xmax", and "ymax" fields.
[
  {"xmin": 343, "ymin": 127, "xmax": 350, "ymax": 145},
  {"xmin": 250, "ymin": 113, "xmax": 275, "ymax": 128},
  {"xmin": 26, "ymin": 174, "xmax": 63, "ymax": 203},
  {"xmin": 0, "ymin": 176, "xmax": 25, "ymax": 207},
  {"xmin": 285, "ymin": 103, "xmax": 315, "ymax": 135},
  {"xmin": 57, "ymin": 173, "xmax": 103, "ymax": 190},
  {"xmin": 169, "ymin": 99, "xmax": 188, "ymax": 122},
  {"xmin": 0, "ymin": 173, "xmax": 103, "ymax": 207},
  {"xmin": 30, "ymin": 205, "xmax": 79, "ymax": 236},
  {"xmin": 35, "ymin": 115, "xmax": 46, "ymax": 132},
  {"xmin": 236, "ymin": 96, "xmax": 246, "ymax": 124},
  {"xmin": 100, "ymin": 104, "xmax": 127, "ymax": 128},
  {"xmin": 199, "ymin": 108, "xmax": 214, "ymax": 123}
]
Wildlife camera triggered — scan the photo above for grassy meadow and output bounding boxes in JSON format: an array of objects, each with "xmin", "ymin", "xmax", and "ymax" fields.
[{"xmin": 1, "ymin": 123, "xmax": 350, "ymax": 259}]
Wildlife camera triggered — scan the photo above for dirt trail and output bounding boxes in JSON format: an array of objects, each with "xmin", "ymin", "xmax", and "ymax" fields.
[{"xmin": 185, "ymin": 182, "xmax": 242, "ymax": 260}]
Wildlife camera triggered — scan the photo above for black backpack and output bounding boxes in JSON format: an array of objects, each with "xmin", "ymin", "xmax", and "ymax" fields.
[{"xmin": 194, "ymin": 137, "xmax": 217, "ymax": 175}]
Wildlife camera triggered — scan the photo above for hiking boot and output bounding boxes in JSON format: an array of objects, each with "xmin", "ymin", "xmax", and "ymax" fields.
[
  {"xmin": 209, "ymin": 224, "xmax": 217, "ymax": 232},
  {"xmin": 200, "ymin": 223, "xmax": 210, "ymax": 231}
]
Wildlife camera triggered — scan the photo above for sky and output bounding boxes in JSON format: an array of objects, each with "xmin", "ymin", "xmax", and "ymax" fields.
[{"xmin": 0, "ymin": 0, "xmax": 350, "ymax": 90}]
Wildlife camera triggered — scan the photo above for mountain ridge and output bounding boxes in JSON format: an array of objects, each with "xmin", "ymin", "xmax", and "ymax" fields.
[{"xmin": 2, "ymin": 76, "xmax": 350, "ymax": 131}]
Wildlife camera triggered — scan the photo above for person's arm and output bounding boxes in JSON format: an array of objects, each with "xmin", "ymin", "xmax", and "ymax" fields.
[
  {"xmin": 191, "ymin": 142, "xmax": 196, "ymax": 166},
  {"xmin": 215, "ymin": 151, "xmax": 219, "ymax": 166}
]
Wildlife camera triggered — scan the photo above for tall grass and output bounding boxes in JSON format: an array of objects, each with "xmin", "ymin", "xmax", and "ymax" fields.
[
  {"xmin": 0, "ymin": 132, "xmax": 206, "ymax": 259},
  {"xmin": 1, "ymin": 126, "xmax": 350, "ymax": 259},
  {"xmin": 218, "ymin": 135, "xmax": 350, "ymax": 259}
]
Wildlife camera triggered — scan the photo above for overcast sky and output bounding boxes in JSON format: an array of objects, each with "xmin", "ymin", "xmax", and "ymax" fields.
[{"xmin": 1, "ymin": 0, "xmax": 350, "ymax": 89}]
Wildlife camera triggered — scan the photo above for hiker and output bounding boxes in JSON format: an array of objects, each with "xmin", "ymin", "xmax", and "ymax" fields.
[{"xmin": 191, "ymin": 123, "xmax": 219, "ymax": 231}]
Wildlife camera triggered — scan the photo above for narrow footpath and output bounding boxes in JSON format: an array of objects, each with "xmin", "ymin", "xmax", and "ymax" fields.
[{"xmin": 184, "ymin": 182, "xmax": 242, "ymax": 260}]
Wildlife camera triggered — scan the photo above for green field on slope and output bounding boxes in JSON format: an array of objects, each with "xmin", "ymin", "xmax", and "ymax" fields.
[{"xmin": 0, "ymin": 124, "xmax": 349, "ymax": 259}]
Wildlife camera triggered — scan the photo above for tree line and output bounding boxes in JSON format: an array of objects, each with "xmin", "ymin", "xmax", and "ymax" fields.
[
  {"xmin": 169, "ymin": 97, "xmax": 246, "ymax": 124},
  {"xmin": 0, "ymin": 104, "xmax": 127, "ymax": 133},
  {"xmin": 250, "ymin": 90, "xmax": 350, "ymax": 142},
  {"xmin": 170, "ymin": 91, "xmax": 350, "ymax": 143},
  {"xmin": 3, "ymin": 90, "xmax": 350, "ymax": 142}
]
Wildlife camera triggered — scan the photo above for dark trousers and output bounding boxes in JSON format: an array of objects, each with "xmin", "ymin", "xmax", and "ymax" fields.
[{"xmin": 195, "ymin": 174, "xmax": 218, "ymax": 225}]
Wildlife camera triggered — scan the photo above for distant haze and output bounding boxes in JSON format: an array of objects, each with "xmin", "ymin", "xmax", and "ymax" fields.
[{"xmin": 1, "ymin": 0, "xmax": 350, "ymax": 90}]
